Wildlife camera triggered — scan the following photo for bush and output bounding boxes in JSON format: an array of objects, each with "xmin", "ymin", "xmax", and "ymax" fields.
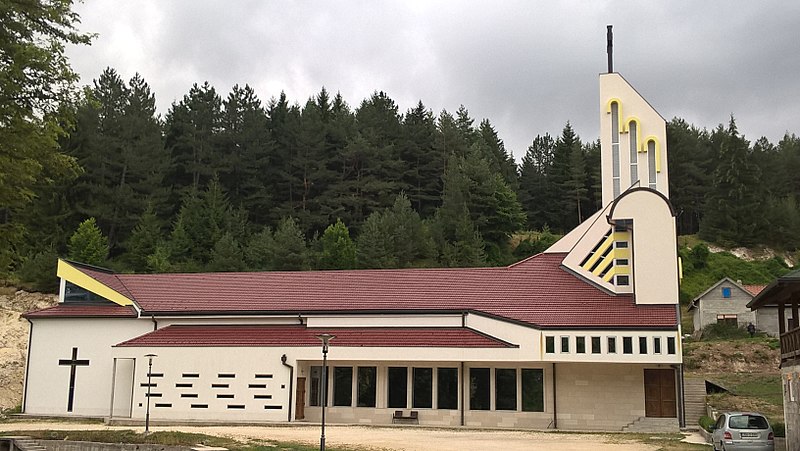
[
  {"xmin": 772, "ymin": 421, "xmax": 785, "ymax": 437},
  {"xmin": 701, "ymin": 322, "xmax": 750, "ymax": 340},
  {"xmin": 15, "ymin": 248, "xmax": 59, "ymax": 293},
  {"xmin": 699, "ymin": 415, "xmax": 715, "ymax": 432}
]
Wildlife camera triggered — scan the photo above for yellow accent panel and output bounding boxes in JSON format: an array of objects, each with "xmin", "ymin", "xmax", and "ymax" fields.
[
  {"xmin": 678, "ymin": 257, "xmax": 684, "ymax": 281},
  {"xmin": 592, "ymin": 254, "xmax": 614, "ymax": 276},
  {"xmin": 602, "ymin": 264, "xmax": 630, "ymax": 282},
  {"xmin": 606, "ymin": 98, "xmax": 623, "ymax": 130},
  {"xmin": 625, "ymin": 117, "xmax": 643, "ymax": 150},
  {"xmin": 644, "ymin": 136, "xmax": 662, "ymax": 173},
  {"xmin": 57, "ymin": 259, "xmax": 133, "ymax": 306},
  {"xmin": 613, "ymin": 248, "xmax": 630, "ymax": 259},
  {"xmin": 581, "ymin": 233, "xmax": 615, "ymax": 270}
]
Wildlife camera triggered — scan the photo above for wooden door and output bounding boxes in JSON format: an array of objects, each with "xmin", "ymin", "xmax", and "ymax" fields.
[
  {"xmin": 295, "ymin": 377, "xmax": 306, "ymax": 420},
  {"xmin": 644, "ymin": 369, "xmax": 676, "ymax": 417}
]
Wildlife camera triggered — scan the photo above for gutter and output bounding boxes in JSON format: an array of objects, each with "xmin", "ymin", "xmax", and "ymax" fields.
[
  {"xmin": 281, "ymin": 354, "xmax": 294, "ymax": 422},
  {"xmin": 460, "ymin": 361, "xmax": 465, "ymax": 426}
]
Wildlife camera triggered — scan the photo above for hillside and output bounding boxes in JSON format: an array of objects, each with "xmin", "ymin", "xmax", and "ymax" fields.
[{"xmin": 0, "ymin": 288, "xmax": 57, "ymax": 410}]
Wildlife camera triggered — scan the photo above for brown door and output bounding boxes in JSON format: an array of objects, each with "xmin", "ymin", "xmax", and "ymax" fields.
[
  {"xmin": 295, "ymin": 377, "xmax": 306, "ymax": 420},
  {"xmin": 644, "ymin": 369, "xmax": 676, "ymax": 417}
]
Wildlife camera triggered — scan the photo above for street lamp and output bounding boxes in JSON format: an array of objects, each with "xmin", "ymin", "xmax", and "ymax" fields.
[
  {"xmin": 144, "ymin": 353, "xmax": 157, "ymax": 435},
  {"xmin": 316, "ymin": 333, "xmax": 335, "ymax": 451}
]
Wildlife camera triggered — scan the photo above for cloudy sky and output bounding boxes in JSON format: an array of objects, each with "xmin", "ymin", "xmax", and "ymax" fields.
[{"xmin": 66, "ymin": 1, "xmax": 800, "ymax": 161}]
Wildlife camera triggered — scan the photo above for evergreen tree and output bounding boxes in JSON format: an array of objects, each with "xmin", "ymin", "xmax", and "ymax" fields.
[
  {"xmin": 124, "ymin": 205, "xmax": 162, "ymax": 272},
  {"xmin": 208, "ymin": 232, "xmax": 246, "ymax": 272},
  {"xmin": 245, "ymin": 227, "xmax": 275, "ymax": 271},
  {"xmin": 475, "ymin": 119, "xmax": 518, "ymax": 189},
  {"xmin": 518, "ymin": 134, "xmax": 556, "ymax": 230},
  {"xmin": 270, "ymin": 217, "xmax": 309, "ymax": 270},
  {"xmin": 68, "ymin": 218, "xmax": 109, "ymax": 265},
  {"xmin": 565, "ymin": 140, "xmax": 588, "ymax": 226},
  {"xmin": 667, "ymin": 118, "xmax": 713, "ymax": 235},
  {"xmin": 401, "ymin": 101, "xmax": 442, "ymax": 217},
  {"xmin": 165, "ymin": 82, "xmax": 223, "ymax": 198},
  {"xmin": 356, "ymin": 212, "xmax": 396, "ymax": 269},
  {"xmin": 699, "ymin": 118, "xmax": 763, "ymax": 246},
  {"xmin": 318, "ymin": 219, "xmax": 357, "ymax": 270}
]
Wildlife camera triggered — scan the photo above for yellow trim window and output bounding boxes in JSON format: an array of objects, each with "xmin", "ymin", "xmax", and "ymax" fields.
[{"xmin": 56, "ymin": 259, "xmax": 134, "ymax": 306}]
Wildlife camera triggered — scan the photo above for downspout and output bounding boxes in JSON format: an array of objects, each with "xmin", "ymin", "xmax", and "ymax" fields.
[
  {"xmin": 281, "ymin": 354, "xmax": 294, "ymax": 422},
  {"xmin": 22, "ymin": 319, "xmax": 33, "ymax": 413},
  {"xmin": 674, "ymin": 363, "xmax": 686, "ymax": 428},
  {"xmin": 151, "ymin": 315, "xmax": 157, "ymax": 331},
  {"xmin": 552, "ymin": 363, "xmax": 557, "ymax": 429},
  {"xmin": 460, "ymin": 361, "xmax": 465, "ymax": 426}
]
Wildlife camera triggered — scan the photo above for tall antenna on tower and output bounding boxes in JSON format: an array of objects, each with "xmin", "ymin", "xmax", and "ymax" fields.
[{"xmin": 607, "ymin": 25, "xmax": 613, "ymax": 73}]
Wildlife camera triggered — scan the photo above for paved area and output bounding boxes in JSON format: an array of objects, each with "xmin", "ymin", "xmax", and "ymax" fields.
[{"xmin": 0, "ymin": 421, "xmax": 698, "ymax": 450}]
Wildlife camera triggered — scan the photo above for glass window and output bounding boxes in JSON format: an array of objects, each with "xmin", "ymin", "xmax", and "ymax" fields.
[
  {"xmin": 623, "ymin": 337, "xmax": 633, "ymax": 354},
  {"xmin": 639, "ymin": 337, "xmax": 648, "ymax": 354},
  {"xmin": 561, "ymin": 336, "xmax": 569, "ymax": 353},
  {"xmin": 616, "ymin": 259, "xmax": 629, "ymax": 265},
  {"xmin": 545, "ymin": 336, "xmax": 555, "ymax": 353},
  {"xmin": 387, "ymin": 367, "xmax": 407, "ymax": 408},
  {"xmin": 591, "ymin": 337, "xmax": 601, "ymax": 354},
  {"xmin": 667, "ymin": 337, "xmax": 676, "ymax": 355},
  {"xmin": 654, "ymin": 337, "xmax": 662, "ymax": 354},
  {"xmin": 495, "ymin": 369, "xmax": 517, "ymax": 411},
  {"xmin": 611, "ymin": 102, "xmax": 621, "ymax": 198},
  {"xmin": 629, "ymin": 120, "xmax": 638, "ymax": 183},
  {"xmin": 521, "ymin": 369, "xmax": 544, "ymax": 412},
  {"xmin": 309, "ymin": 366, "xmax": 327, "ymax": 406},
  {"xmin": 333, "ymin": 367, "xmax": 352, "ymax": 406},
  {"xmin": 616, "ymin": 241, "xmax": 629, "ymax": 248},
  {"xmin": 576, "ymin": 336, "xmax": 586, "ymax": 354},
  {"xmin": 413, "ymin": 368, "xmax": 433, "ymax": 409},
  {"xmin": 648, "ymin": 140, "xmax": 657, "ymax": 189},
  {"xmin": 357, "ymin": 367, "xmax": 376, "ymax": 407},
  {"xmin": 616, "ymin": 275, "xmax": 630, "ymax": 286},
  {"xmin": 607, "ymin": 336, "xmax": 617, "ymax": 353},
  {"xmin": 722, "ymin": 287, "xmax": 732, "ymax": 298},
  {"xmin": 437, "ymin": 368, "xmax": 458, "ymax": 410},
  {"xmin": 469, "ymin": 368, "xmax": 490, "ymax": 410}
]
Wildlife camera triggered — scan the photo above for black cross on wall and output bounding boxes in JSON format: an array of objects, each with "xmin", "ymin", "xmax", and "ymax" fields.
[{"xmin": 58, "ymin": 347, "xmax": 90, "ymax": 412}]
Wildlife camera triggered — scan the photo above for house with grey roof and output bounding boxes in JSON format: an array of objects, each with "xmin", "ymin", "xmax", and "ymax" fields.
[{"xmin": 688, "ymin": 277, "xmax": 780, "ymax": 336}]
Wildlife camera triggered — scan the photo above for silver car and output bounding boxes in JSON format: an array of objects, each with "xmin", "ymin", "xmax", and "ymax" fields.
[{"xmin": 711, "ymin": 412, "xmax": 775, "ymax": 451}]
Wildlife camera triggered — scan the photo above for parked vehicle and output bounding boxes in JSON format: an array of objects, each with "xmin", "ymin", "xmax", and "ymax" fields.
[{"xmin": 711, "ymin": 412, "xmax": 774, "ymax": 451}]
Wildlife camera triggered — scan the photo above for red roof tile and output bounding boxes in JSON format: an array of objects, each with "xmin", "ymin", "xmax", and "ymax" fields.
[
  {"xmin": 68, "ymin": 253, "xmax": 677, "ymax": 329},
  {"xmin": 25, "ymin": 303, "xmax": 137, "ymax": 318},
  {"xmin": 115, "ymin": 325, "xmax": 514, "ymax": 348},
  {"xmin": 743, "ymin": 285, "xmax": 767, "ymax": 296}
]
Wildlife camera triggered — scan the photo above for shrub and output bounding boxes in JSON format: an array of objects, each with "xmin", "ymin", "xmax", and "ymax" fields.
[
  {"xmin": 699, "ymin": 415, "xmax": 715, "ymax": 432},
  {"xmin": 702, "ymin": 322, "xmax": 750, "ymax": 340},
  {"xmin": 772, "ymin": 421, "xmax": 785, "ymax": 437}
]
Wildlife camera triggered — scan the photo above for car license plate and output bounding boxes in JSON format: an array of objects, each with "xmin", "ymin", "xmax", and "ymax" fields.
[{"xmin": 740, "ymin": 432, "xmax": 759, "ymax": 438}]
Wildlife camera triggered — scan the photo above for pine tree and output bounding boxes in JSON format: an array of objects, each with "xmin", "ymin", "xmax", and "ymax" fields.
[
  {"xmin": 208, "ymin": 232, "xmax": 246, "ymax": 272},
  {"xmin": 401, "ymin": 101, "xmax": 442, "ymax": 217},
  {"xmin": 270, "ymin": 217, "xmax": 308, "ymax": 270},
  {"xmin": 518, "ymin": 134, "xmax": 556, "ymax": 230},
  {"xmin": 356, "ymin": 212, "xmax": 396, "ymax": 269},
  {"xmin": 68, "ymin": 218, "xmax": 109, "ymax": 265},
  {"xmin": 245, "ymin": 227, "xmax": 275, "ymax": 271},
  {"xmin": 124, "ymin": 205, "xmax": 162, "ymax": 272}
]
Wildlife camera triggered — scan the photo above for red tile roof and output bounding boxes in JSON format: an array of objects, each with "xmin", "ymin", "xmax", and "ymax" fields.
[
  {"xmin": 743, "ymin": 285, "xmax": 767, "ymax": 296},
  {"xmin": 24, "ymin": 303, "xmax": 137, "ymax": 318},
  {"xmin": 115, "ymin": 325, "xmax": 515, "ymax": 348},
  {"xmin": 65, "ymin": 253, "xmax": 678, "ymax": 329}
]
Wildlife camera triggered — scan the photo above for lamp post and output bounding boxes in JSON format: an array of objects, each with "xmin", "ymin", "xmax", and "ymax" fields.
[
  {"xmin": 316, "ymin": 334, "xmax": 335, "ymax": 451},
  {"xmin": 144, "ymin": 353, "xmax": 157, "ymax": 435}
]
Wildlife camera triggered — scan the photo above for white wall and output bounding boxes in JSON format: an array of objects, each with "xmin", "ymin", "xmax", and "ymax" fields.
[{"xmin": 24, "ymin": 318, "xmax": 152, "ymax": 416}]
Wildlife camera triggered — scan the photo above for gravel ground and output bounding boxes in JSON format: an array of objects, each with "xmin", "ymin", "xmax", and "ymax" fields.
[{"xmin": 0, "ymin": 421, "xmax": 676, "ymax": 450}]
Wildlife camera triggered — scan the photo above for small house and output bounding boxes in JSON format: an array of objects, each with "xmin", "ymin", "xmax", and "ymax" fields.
[{"xmin": 688, "ymin": 278, "xmax": 777, "ymax": 335}]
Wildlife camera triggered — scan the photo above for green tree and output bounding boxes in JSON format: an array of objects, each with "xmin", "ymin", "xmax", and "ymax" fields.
[
  {"xmin": 68, "ymin": 217, "xmax": 109, "ymax": 265},
  {"xmin": 700, "ymin": 118, "xmax": 763, "ymax": 246},
  {"xmin": 0, "ymin": 0, "xmax": 90, "ymax": 272},
  {"xmin": 356, "ymin": 212, "xmax": 396, "ymax": 269},
  {"xmin": 270, "ymin": 217, "xmax": 308, "ymax": 270},
  {"xmin": 667, "ymin": 118, "xmax": 713, "ymax": 235},
  {"xmin": 245, "ymin": 226, "xmax": 275, "ymax": 271},
  {"xmin": 318, "ymin": 219, "xmax": 356, "ymax": 269},
  {"xmin": 208, "ymin": 232, "xmax": 246, "ymax": 272},
  {"xmin": 518, "ymin": 134, "xmax": 556, "ymax": 230},
  {"xmin": 124, "ymin": 205, "xmax": 162, "ymax": 272}
]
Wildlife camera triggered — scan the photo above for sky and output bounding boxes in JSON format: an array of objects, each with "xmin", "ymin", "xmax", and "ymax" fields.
[{"xmin": 66, "ymin": 1, "xmax": 800, "ymax": 162}]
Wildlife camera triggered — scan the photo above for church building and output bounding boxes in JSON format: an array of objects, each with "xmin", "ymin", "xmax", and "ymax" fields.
[{"xmin": 22, "ymin": 47, "xmax": 684, "ymax": 432}]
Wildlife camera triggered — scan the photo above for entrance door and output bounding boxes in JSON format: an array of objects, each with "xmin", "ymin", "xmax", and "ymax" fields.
[
  {"xmin": 295, "ymin": 377, "xmax": 306, "ymax": 420},
  {"xmin": 110, "ymin": 358, "xmax": 135, "ymax": 418},
  {"xmin": 644, "ymin": 369, "xmax": 676, "ymax": 417}
]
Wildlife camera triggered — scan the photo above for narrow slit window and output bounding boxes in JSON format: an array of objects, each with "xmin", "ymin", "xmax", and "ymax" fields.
[
  {"xmin": 608, "ymin": 337, "xmax": 617, "ymax": 353},
  {"xmin": 218, "ymin": 373, "xmax": 235, "ymax": 378},
  {"xmin": 495, "ymin": 369, "xmax": 517, "ymax": 411},
  {"xmin": 357, "ymin": 366, "xmax": 377, "ymax": 408},
  {"xmin": 387, "ymin": 367, "xmax": 408, "ymax": 408},
  {"xmin": 654, "ymin": 337, "xmax": 662, "ymax": 354},
  {"xmin": 576, "ymin": 336, "xmax": 586, "ymax": 354},
  {"xmin": 254, "ymin": 394, "xmax": 272, "ymax": 399},
  {"xmin": 591, "ymin": 337, "xmax": 601, "ymax": 354},
  {"xmin": 469, "ymin": 368, "xmax": 490, "ymax": 410},
  {"xmin": 648, "ymin": 140, "xmax": 657, "ymax": 189},
  {"xmin": 182, "ymin": 373, "xmax": 199, "ymax": 378},
  {"xmin": 191, "ymin": 404, "xmax": 208, "ymax": 409},
  {"xmin": 521, "ymin": 369, "xmax": 544, "ymax": 412},
  {"xmin": 437, "ymin": 368, "xmax": 458, "ymax": 410},
  {"xmin": 629, "ymin": 120, "xmax": 638, "ymax": 184},
  {"xmin": 611, "ymin": 102, "xmax": 621, "ymax": 197},
  {"xmin": 154, "ymin": 403, "xmax": 172, "ymax": 408},
  {"xmin": 667, "ymin": 337, "xmax": 676, "ymax": 355},
  {"xmin": 560, "ymin": 336, "xmax": 570, "ymax": 353},
  {"xmin": 181, "ymin": 393, "xmax": 198, "ymax": 398},
  {"xmin": 545, "ymin": 336, "xmax": 555, "ymax": 354},
  {"xmin": 639, "ymin": 337, "xmax": 648, "ymax": 354}
]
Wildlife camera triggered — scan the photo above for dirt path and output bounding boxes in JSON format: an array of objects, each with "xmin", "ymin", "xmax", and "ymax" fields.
[{"xmin": 0, "ymin": 421, "xmax": 662, "ymax": 450}]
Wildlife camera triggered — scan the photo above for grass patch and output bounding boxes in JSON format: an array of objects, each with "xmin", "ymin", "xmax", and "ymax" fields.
[{"xmin": 0, "ymin": 430, "xmax": 357, "ymax": 451}]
